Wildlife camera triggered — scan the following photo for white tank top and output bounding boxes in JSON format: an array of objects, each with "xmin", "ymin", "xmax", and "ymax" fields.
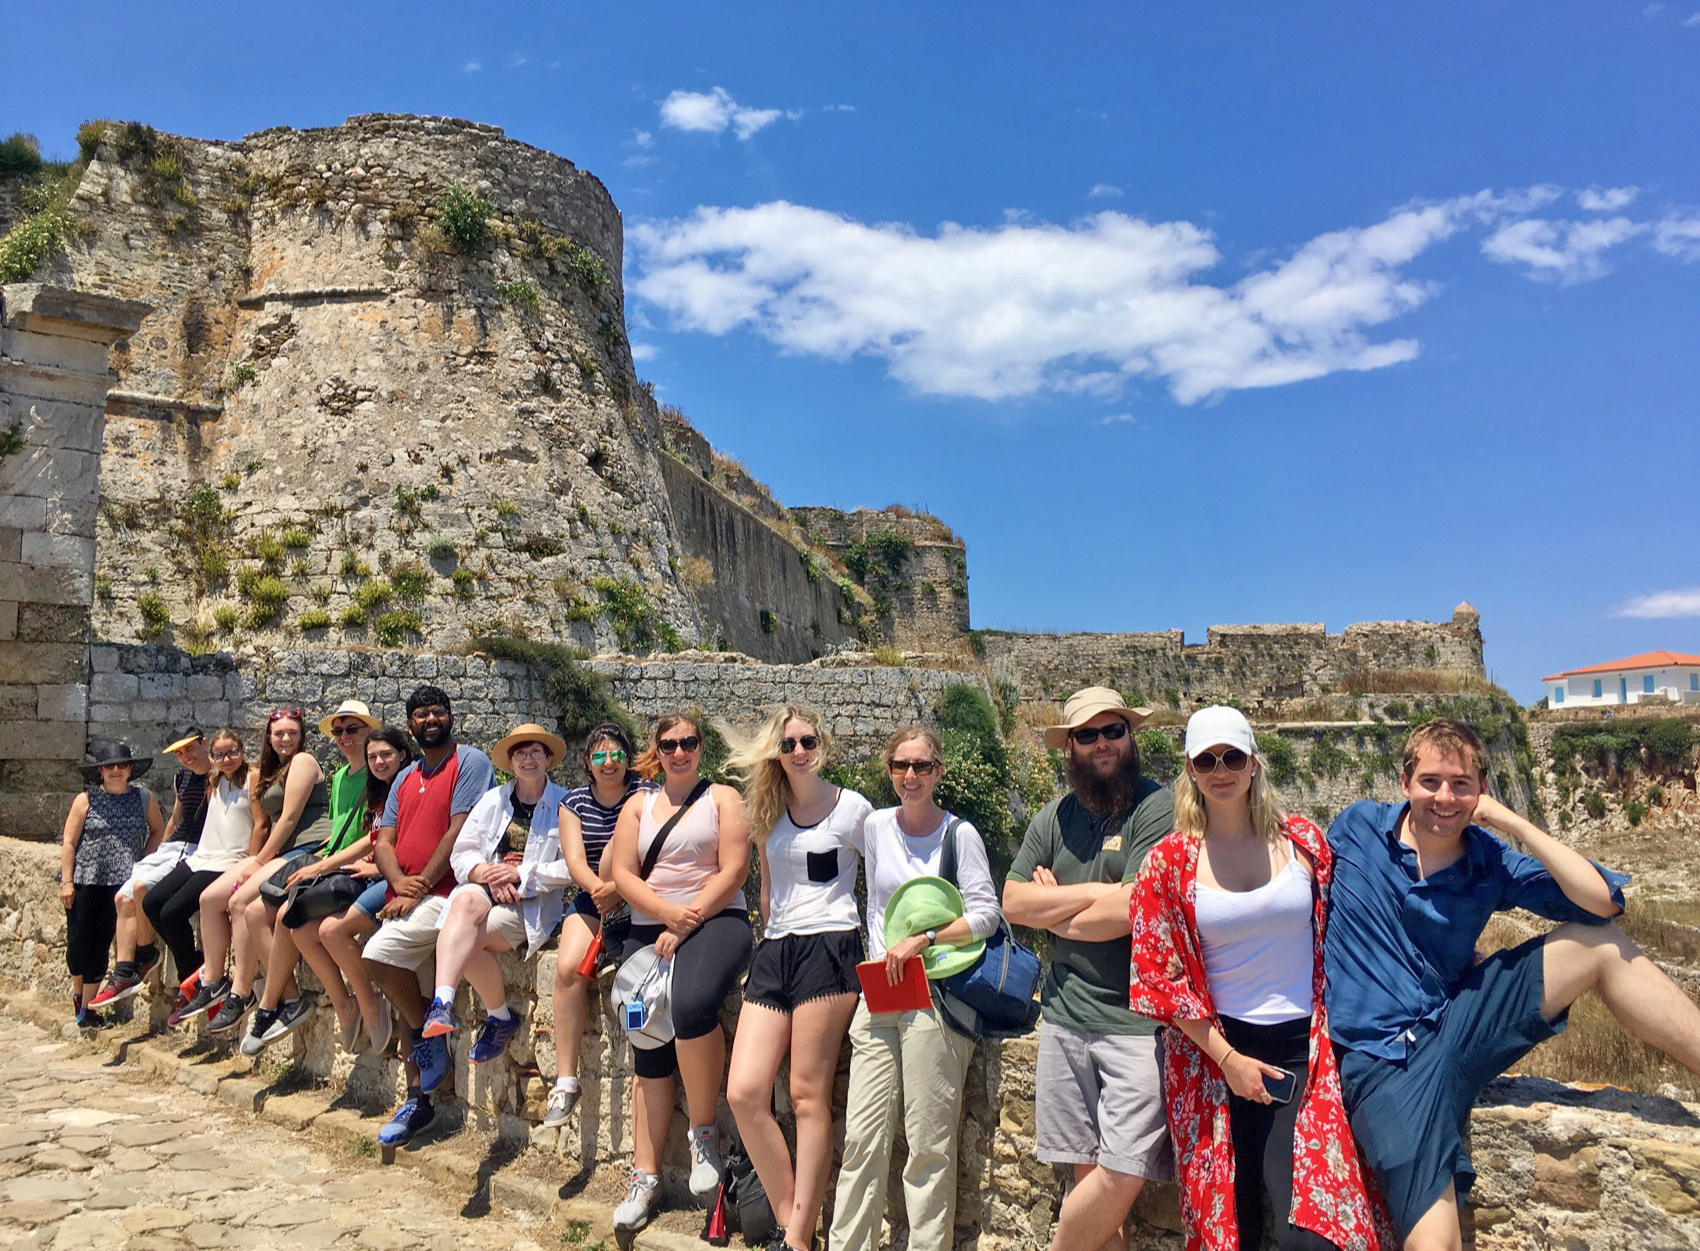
[
  {"xmin": 187, "ymin": 774, "xmax": 254, "ymax": 872},
  {"xmin": 1194, "ymin": 854, "xmax": 1314, "ymax": 1024}
]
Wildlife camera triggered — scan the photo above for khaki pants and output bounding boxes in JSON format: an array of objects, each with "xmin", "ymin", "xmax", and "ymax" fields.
[{"xmin": 829, "ymin": 999, "xmax": 976, "ymax": 1251}]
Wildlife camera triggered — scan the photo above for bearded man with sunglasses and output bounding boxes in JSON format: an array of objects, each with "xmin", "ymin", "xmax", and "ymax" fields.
[{"xmin": 1004, "ymin": 686, "xmax": 1176, "ymax": 1251}]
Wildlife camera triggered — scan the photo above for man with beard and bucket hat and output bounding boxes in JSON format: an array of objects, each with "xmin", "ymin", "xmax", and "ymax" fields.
[{"xmin": 1003, "ymin": 686, "xmax": 1175, "ymax": 1251}]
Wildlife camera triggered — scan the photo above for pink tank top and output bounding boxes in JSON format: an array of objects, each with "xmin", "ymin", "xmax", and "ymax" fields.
[{"xmin": 632, "ymin": 786, "xmax": 746, "ymax": 923}]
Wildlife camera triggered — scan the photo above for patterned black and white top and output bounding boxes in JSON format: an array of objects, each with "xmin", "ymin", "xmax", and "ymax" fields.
[{"xmin": 73, "ymin": 787, "xmax": 149, "ymax": 885}]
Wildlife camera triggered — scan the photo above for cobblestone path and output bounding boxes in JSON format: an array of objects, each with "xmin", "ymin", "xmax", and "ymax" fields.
[{"xmin": 0, "ymin": 1016, "xmax": 558, "ymax": 1251}]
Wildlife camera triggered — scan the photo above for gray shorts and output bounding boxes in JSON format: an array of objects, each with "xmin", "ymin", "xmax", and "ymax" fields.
[{"xmin": 1035, "ymin": 1019, "xmax": 1173, "ymax": 1180}]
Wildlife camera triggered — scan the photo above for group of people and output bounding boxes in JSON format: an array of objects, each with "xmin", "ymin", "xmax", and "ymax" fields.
[{"xmin": 58, "ymin": 680, "xmax": 1700, "ymax": 1251}]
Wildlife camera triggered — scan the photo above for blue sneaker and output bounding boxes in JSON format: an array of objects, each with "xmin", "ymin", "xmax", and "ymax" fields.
[
  {"xmin": 377, "ymin": 1095, "xmax": 435, "ymax": 1146},
  {"xmin": 469, "ymin": 1010, "xmax": 520, "ymax": 1064},
  {"xmin": 420, "ymin": 996, "xmax": 457, "ymax": 1039},
  {"xmin": 411, "ymin": 1031, "xmax": 450, "ymax": 1093}
]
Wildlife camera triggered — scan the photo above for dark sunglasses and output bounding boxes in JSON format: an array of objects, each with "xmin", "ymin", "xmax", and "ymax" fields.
[
  {"xmin": 657, "ymin": 735, "xmax": 702, "ymax": 755},
  {"xmin": 888, "ymin": 759, "xmax": 938, "ymax": 776},
  {"xmin": 590, "ymin": 748, "xmax": 628, "ymax": 765},
  {"xmin": 329, "ymin": 723, "xmax": 367, "ymax": 738},
  {"xmin": 779, "ymin": 735, "xmax": 820, "ymax": 754},
  {"xmin": 1068, "ymin": 721, "xmax": 1129, "ymax": 746},
  {"xmin": 1192, "ymin": 747, "xmax": 1251, "ymax": 774},
  {"xmin": 268, "ymin": 708, "xmax": 304, "ymax": 723}
]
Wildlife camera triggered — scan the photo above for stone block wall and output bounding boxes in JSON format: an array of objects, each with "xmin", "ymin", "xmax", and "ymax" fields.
[
  {"xmin": 791, "ymin": 505, "xmax": 971, "ymax": 650},
  {"xmin": 0, "ymin": 283, "xmax": 149, "ymax": 838}
]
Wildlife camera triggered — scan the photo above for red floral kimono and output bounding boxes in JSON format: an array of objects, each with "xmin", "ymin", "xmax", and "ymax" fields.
[{"xmin": 1127, "ymin": 815, "xmax": 1388, "ymax": 1251}]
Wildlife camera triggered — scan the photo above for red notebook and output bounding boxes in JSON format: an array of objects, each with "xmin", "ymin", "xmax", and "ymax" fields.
[{"xmin": 857, "ymin": 957, "xmax": 934, "ymax": 1013}]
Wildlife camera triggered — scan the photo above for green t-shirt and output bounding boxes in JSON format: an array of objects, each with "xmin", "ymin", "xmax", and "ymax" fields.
[
  {"xmin": 324, "ymin": 763, "xmax": 369, "ymax": 856},
  {"xmin": 1008, "ymin": 779, "xmax": 1175, "ymax": 1035}
]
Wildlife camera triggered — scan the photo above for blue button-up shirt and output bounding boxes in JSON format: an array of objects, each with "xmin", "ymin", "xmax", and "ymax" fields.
[{"xmin": 1324, "ymin": 800, "xmax": 1630, "ymax": 1060}]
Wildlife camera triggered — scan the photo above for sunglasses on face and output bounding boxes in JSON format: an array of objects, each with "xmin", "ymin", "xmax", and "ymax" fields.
[
  {"xmin": 590, "ymin": 749, "xmax": 627, "ymax": 765},
  {"xmin": 779, "ymin": 735, "xmax": 820, "ymax": 754},
  {"xmin": 1068, "ymin": 721, "xmax": 1129, "ymax": 746},
  {"xmin": 888, "ymin": 759, "xmax": 938, "ymax": 776},
  {"xmin": 211, "ymin": 750, "xmax": 242, "ymax": 762},
  {"xmin": 1192, "ymin": 747, "xmax": 1251, "ymax": 774},
  {"xmin": 657, "ymin": 735, "xmax": 702, "ymax": 755},
  {"xmin": 329, "ymin": 723, "xmax": 366, "ymax": 738}
]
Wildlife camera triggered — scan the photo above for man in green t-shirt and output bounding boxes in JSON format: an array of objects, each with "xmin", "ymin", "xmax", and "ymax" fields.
[{"xmin": 1004, "ymin": 686, "xmax": 1175, "ymax": 1251}]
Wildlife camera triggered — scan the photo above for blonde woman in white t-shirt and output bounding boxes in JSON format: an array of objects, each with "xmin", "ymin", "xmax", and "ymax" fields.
[{"xmin": 725, "ymin": 706, "xmax": 873, "ymax": 1251}]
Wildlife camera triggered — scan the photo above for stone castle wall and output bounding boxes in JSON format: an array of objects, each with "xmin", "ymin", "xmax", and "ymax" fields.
[
  {"xmin": 792, "ymin": 505, "xmax": 970, "ymax": 650},
  {"xmin": 978, "ymin": 605, "xmax": 1485, "ymax": 716}
]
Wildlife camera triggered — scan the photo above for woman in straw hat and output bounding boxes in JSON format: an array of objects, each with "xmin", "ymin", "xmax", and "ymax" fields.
[
  {"xmin": 1128, "ymin": 706, "xmax": 1384, "ymax": 1251},
  {"xmin": 417, "ymin": 722, "xmax": 572, "ymax": 1066},
  {"xmin": 60, "ymin": 742, "xmax": 165, "ymax": 1027},
  {"xmin": 830, "ymin": 726, "xmax": 1002, "ymax": 1251}
]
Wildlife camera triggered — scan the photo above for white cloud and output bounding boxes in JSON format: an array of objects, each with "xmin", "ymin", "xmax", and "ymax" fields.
[
  {"xmin": 1480, "ymin": 216, "xmax": 1645, "ymax": 284},
  {"xmin": 461, "ymin": 60, "xmax": 482, "ymax": 73},
  {"xmin": 629, "ymin": 342, "xmax": 660, "ymax": 363},
  {"xmin": 1686, "ymin": 10, "xmax": 1700, "ymax": 24},
  {"xmin": 1652, "ymin": 214, "xmax": 1700, "ymax": 262},
  {"xmin": 1098, "ymin": 412, "xmax": 1137, "ymax": 426},
  {"xmin": 823, "ymin": 104, "xmax": 856, "ymax": 113},
  {"xmin": 659, "ymin": 87, "xmax": 792, "ymax": 141},
  {"xmin": 633, "ymin": 130, "xmax": 654, "ymax": 149},
  {"xmin": 1613, "ymin": 588, "xmax": 1700, "ymax": 618},
  {"xmin": 508, "ymin": 53, "xmax": 532, "ymax": 69},
  {"xmin": 1577, "ymin": 186, "xmax": 1640, "ymax": 211},
  {"xmin": 1088, "ymin": 184, "xmax": 1125, "ymax": 199}
]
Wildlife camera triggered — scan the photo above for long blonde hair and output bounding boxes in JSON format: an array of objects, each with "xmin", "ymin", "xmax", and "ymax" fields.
[
  {"xmin": 1173, "ymin": 750, "xmax": 1288, "ymax": 843},
  {"xmin": 723, "ymin": 705, "xmax": 830, "ymax": 841}
]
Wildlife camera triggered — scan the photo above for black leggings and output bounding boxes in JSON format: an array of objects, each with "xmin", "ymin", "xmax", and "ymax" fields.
[
  {"xmin": 141, "ymin": 861, "xmax": 224, "ymax": 981},
  {"xmin": 65, "ymin": 884, "xmax": 119, "ymax": 983},
  {"xmin": 623, "ymin": 908, "xmax": 752, "ymax": 1079},
  {"xmin": 1220, "ymin": 1015, "xmax": 1341, "ymax": 1251}
]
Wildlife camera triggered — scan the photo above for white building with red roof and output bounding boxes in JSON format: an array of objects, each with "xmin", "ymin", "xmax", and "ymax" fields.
[{"xmin": 1542, "ymin": 650, "xmax": 1700, "ymax": 708}]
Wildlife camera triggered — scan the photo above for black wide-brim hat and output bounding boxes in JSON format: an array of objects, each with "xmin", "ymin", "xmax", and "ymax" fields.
[{"xmin": 79, "ymin": 740, "xmax": 154, "ymax": 783}]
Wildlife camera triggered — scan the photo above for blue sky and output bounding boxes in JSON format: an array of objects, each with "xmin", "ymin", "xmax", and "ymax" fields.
[{"xmin": 7, "ymin": 2, "xmax": 1699, "ymax": 700}]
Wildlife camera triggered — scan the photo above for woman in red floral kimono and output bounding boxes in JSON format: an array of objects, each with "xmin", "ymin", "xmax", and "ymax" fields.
[{"xmin": 1128, "ymin": 707, "xmax": 1387, "ymax": 1251}]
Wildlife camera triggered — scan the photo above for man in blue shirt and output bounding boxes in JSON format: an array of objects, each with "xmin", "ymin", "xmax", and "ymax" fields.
[{"xmin": 1325, "ymin": 718, "xmax": 1700, "ymax": 1251}]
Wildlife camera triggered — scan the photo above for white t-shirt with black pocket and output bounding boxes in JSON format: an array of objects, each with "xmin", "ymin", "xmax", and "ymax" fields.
[{"xmin": 763, "ymin": 789, "xmax": 873, "ymax": 937}]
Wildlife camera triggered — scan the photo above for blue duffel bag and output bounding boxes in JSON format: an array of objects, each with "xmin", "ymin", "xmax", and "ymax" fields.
[{"xmin": 932, "ymin": 819, "xmax": 1042, "ymax": 1042}]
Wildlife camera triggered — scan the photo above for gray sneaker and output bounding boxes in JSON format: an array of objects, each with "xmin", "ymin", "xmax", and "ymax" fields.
[
  {"xmin": 612, "ymin": 1169, "xmax": 660, "ymax": 1233},
  {"xmin": 207, "ymin": 990, "xmax": 254, "ymax": 1036},
  {"xmin": 688, "ymin": 1127, "xmax": 724, "ymax": 1201},
  {"xmin": 261, "ymin": 996, "xmax": 312, "ymax": 1043},
  {"xmin": 542, "ymin": 1084, "xmax": 580, "ymax": 1128}
]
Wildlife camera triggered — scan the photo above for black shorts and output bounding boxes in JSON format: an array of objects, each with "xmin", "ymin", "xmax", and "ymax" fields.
[{"xmin": 743, "ymin": 928, "xmax": 863, "ymax": 1013}]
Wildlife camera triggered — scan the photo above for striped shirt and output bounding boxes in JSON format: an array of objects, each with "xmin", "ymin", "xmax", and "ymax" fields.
[{"xmin": 563, "ymin": 780, "xmax": 647, "ymax": 874}]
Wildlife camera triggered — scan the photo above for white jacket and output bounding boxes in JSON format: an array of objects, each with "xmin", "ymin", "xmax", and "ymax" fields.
[{"xmin": 450, "ymin": 779, "xmax": 571, "ymax": 956}]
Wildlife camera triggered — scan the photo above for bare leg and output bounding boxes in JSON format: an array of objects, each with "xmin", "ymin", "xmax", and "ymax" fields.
[
  {"xmin": 632, "ymin": 1073, "xmax": 676, "ymax": 1174},
  {"xmin": 113, "ymin": 890, "xmax": 138, "ymax": 963},
  {"xmin": 1403, "ymin": 1183, "xmax": 1463, "ymax": 1251},
  {"xmin": 729, "ymin": 1002, "xmax": 796, "ymax": 1229},
  {"xmin": 432, "ymin": 887, "xmax": 492, "ymax": 992},
  {"xmin": 196, "ymin": 868, "xmax": 244, "ymax": 982},
  {"xmin": 553, "ymin": 912, "xmax": 598, "ymax": 1080},
  {"xmin": 1542, "ymin": 921, "xmax": 1700, "ymax": 1073},
  {"xmin": 321, "ymin": 909, "xmax": 382, "ymax": 1034},
  {"xmin": 256, "ymin": 918, "xmax": 303, "ymax": 1010},
  {"xmin": 292, "ymin": 914, "xmax": 356, "ymax": 1027},
  {"xmin": 229, "ymin": 858, "xmax": 294, "ymax": 997},
  {"xmin": 365, "ymin": 956, "xmax": 428, "ymax": 1089},
  {"xmin": 784, "ymin": 993, "xmax": 857, "ymax": 1249},
  {"xmin": 131, "ymin": 883, "xmax": 158, "ymax": 949},
  {"xmin": 1049, "ymin": 1162, "xmax": 1144, "ymax": 1251},
  {"xmin": 462, "ymin": 933, "xmax": 514, "ymax": 1011},
  {"xmin": 676, "ymin": 1026, "xmax": 727, "ymax": 1130}
]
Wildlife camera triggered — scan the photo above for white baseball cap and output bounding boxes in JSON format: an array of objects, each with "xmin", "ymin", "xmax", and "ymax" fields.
[{"xmin": 1183, "ymin": 706, "xmax": 1257, "ymax": 760}]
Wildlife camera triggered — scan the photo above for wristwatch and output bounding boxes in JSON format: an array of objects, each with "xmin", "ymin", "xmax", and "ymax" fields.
[{"xmin": 924, "ymin": 928, "xmax": 938, "ymax": 946}]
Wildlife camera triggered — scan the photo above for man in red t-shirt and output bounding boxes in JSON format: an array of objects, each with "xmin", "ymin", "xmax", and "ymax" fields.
[{"xmin": 362, "ymin": 685, "xmax": 494, "ymax": 1146}]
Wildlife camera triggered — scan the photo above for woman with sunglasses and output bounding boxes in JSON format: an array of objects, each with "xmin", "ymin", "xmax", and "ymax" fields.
[
  {"xmin": 543, "ymin": 722, "xmax": 648, "ymax": 1129},
  {"xmin": 725, "ymin": 706, "xmax": 872, "ymax": 1251},
  {"xmin": 60, "ymin": 743, "xmax": 165, "ymax": 1027},
  {"xmin": 831, "ymin": 727, "xmax": 1001, "ymax": 1251},
  {"xmin": 605, "ymin": 713, "xmax": 752, "ymax": 1237},
  {"xmin": 1128, "ymin": 707, "xmax": 1381, "ymax": 1251},
  {"xmin": 206, "ymin": 708, "xmax": 335, "ymax": 1035}
]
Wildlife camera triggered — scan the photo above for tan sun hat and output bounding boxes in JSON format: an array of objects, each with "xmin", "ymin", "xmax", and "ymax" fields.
[
  {"xmin": 492, "ymin": 722, "xmax": 569, "ymax": 772},
  {"xmin": 318, "ymin": 699, "xmax": 382, "ymax": 737},
  {"xmin": 1043, "ymin": 685, "xmax": 1154, "ymax": 750}
]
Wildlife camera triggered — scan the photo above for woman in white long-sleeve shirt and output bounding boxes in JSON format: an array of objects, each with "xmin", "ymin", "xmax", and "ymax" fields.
[
  {"xmin": 420, "ymin": 722, "xmax": 572, "ymax": 1064},
  {"xmin": 830, "ymin": 726, "xmax": 1002, "ymax": 1251}
]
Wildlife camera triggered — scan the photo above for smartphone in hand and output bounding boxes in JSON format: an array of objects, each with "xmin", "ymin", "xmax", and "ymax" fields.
[{"xmin": 1263, "ymin": 1067, "xmax": 1298, "ymax": 1105}]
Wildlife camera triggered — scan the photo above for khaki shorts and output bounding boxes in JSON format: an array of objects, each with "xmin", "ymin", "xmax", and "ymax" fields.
[
  {"xmin": 1035, "ymin": 1019, "xmax": 1173, "ymax": 1180},
  {"xmin": 361, "ymin": 895, "xmax": 450, "ymax": 972},
  {"xmin": 445, "ymin": 882, "xmax": 526, "ymax": 950}
]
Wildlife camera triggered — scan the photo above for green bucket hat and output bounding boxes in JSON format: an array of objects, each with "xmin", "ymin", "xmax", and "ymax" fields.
[{"xmin": 883, "ymin": 875, "xmax": 986, "ymax": 981}]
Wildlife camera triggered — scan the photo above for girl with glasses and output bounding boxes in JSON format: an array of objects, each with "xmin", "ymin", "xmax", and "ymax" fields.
[
  {"xmin": 1128, "ymin": 706, "xmax": 1382, "ymax": 1251},
  {"xmin": 725, "ymin": 706, "xmax": 872, "ymax": 1251},
  {"xmin": 605, "ymin": 713, "xmax": 752, "ymax": 1237},
  {"xmin": 831, "ymin": 727, "xmax": 1001, "ymax": 1251},
  {"xmin": 543, "ymin": 722, "xmax": 648, "ymax": 1129}
]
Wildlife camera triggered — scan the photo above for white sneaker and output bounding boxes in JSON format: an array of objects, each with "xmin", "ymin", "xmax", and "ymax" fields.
[
  {"xmin": 688, "ymin": 1126, "xmax": 724, "ymax": 1201},
  {"xmin": 613, "ymin": 1169, "xmax": 660, "ymax": 1232}
]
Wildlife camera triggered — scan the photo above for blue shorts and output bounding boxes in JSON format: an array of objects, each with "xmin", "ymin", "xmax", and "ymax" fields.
[
  {"xmin": 568, "ymin": 889, "xmax": 599, "ymax": 920},
  {"xmin": 352, "ymin": 879, "xmax": 390, "ymax": 919},
  {"xmin": 1337, "ymin": 934, "xmax": 1563, "ymax": 1238}
]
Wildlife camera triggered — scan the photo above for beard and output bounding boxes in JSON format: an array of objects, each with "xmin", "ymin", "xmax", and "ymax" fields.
[
  {"xmin": 415, "ymin": 718, "xmax": 453, "ymax": 749},
  {"xmin": 1066, "ymin": 745, "xmax": 1144, "ymax": 818}
]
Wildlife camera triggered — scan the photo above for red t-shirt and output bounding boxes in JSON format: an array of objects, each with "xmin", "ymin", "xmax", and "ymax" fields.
[{"xmin": 388, "ymin": 750, "xmax": 461, "ymax": 902}]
